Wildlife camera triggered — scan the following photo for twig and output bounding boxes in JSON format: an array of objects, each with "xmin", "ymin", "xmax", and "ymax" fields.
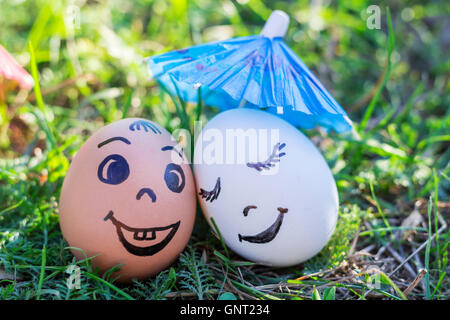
[
  {"xmin": 316, "ymin": 273, "xmax": 362, "ymax": 290},
  {"xmin": 388, "ymin": 213, "xmax": 446, "ymax": 277},
  {"xmin": 164, "ymin": 290, "xmax": 219, "ymax": 298},
  {"xmin": 229, "ymin": 280, "xmax": 259, "ymax": 300},
  {"xmin": 403, "ymin": 269, "xmax": 427, "ymax": 297},
  {"xmin": 361, "ymin": 244, "xmax": 376, "ymax": 253},
  {"xmin": 362, "ymin": 212, "xmax": 447, "ymax": 299},
  {"xmin": 385, "ymin": 246, "xmax": 416, "ymax": 278},
  {"xmin": 413, "ymin": 247, "xmax": 426, "ymax": 292},
  {"xmin": 295, "ymin": 267, "xmax": 340, "ymax": 281},
  {"xmin": 375, "ymin": 244, "xmax": 388, "ymax": 259},
  {"xmin": 216, "ymin": 278, "xmax": 247, "ymax": 300},
  {"xmin": 348, "ymin": 225, "xmax": 361, "ymax": 256}
]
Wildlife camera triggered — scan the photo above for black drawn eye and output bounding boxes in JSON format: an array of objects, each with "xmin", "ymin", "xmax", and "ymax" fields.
[
  {"xmin": 199, "ymin": 177, "xmax": 221, "ymax": 203},
  {"xmin": 246, "ymin": 142, "xmax": 286, "ymax": 172},
  {"xmin": 164, "ymin": 163, "xmax": 185, "ymax": 193},
  {"xmin": 98, "ymin": 154, "xmax": 130, "ymax": 185}
]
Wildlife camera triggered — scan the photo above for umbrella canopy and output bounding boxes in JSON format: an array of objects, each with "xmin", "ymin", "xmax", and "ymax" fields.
[{"xmin": 147, "ymin": 10, "xmax": 352, "ymax": 133}]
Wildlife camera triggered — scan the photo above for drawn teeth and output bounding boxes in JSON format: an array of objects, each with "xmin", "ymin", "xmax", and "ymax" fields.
[
  {"xmin": 145, "ymin": 231, "xmax": 156, "ymax": 240},
  {"xmin": 134, "ymin": 232, "xmax": 145, "ymax": 240},
  {"xmin": 133, "ymin": 230, "xmax": 156, "ymax": 241}
]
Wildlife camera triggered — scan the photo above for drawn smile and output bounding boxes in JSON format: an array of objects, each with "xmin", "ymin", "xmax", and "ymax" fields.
[
  {"xmin": 104, "ymin": 211, "xmax": 180, "ymax": 256},
  {"xmin": 238, "ymin": 207, "xmax": 288, "ymax": 244}
]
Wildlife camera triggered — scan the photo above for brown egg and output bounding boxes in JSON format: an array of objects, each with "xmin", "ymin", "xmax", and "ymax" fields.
[{"xmin": 59, "ymin": 118, "xmax": 196, "ymax": 282}]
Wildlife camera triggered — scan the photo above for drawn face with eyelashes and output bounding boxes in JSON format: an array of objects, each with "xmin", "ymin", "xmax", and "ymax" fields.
[
  {"xmin": 194, "ymin": 109, "xmax": 339, "ymax": 267},
  {"xmin": 59, "ymin": 118, "xmax": 196, "ymax": 282}
]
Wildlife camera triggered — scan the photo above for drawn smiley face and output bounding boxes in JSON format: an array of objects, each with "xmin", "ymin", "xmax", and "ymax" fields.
[
  {"xmin": 194, "ymin": 109, "xmax": 339, "ymax": 267},
  {"xmin": 59, "ymin": 118, "xmax": 196, "ymax": 281}
]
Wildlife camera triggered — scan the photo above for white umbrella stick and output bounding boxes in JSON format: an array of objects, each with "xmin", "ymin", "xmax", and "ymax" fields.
[{"xmin": 260, "ymin": 10, "xmax": 290, "ymax": 38}]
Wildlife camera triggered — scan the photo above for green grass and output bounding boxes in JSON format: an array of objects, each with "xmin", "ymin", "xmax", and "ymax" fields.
[{"xmin": 0, "ymin": 0, "xmax": 448, "ymax": 300}]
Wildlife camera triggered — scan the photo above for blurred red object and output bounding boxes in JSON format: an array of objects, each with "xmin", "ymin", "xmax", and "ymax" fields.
[{"xmin": 0, "ymin": 44, "xmax": 34, "ymax": 100}]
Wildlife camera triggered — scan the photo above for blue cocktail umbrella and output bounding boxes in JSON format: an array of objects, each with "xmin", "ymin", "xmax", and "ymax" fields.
[{"xmin": 147, "ymin": 10, "xmax": 353, "ymax": 133}]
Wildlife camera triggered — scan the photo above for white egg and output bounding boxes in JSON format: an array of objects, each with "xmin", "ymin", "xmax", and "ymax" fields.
[{"xmin": 193, "ymin": 108, "xmax": 339, "ymax": 267}]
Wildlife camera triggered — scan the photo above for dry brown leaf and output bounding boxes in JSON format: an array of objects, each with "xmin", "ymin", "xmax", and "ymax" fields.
[{"xmin": 400, "ymin": 207, "xmax": 423, "ymax": 241}]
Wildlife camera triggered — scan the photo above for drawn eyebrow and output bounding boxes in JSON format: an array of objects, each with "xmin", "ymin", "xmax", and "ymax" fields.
[
  {"xmin": 246, "ymin": 142, "xmax": 286, "ymax": 172},
  {"xmin": 97, "ymin": 136, "xmax": 131, "ymax": 148},
  {"xmin": 161, "ymin": 145, "xmax": 184, "ymax": 159}
]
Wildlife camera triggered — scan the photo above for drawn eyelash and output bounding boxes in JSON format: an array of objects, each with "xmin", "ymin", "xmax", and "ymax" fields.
[
  {"xmin": 246, "ymin": 142, "xmax": 286, "ymax": 172},
  {"xmin": 199, "ymin": 177, "xmax": 221, "ymax": 202},
  {"xmin": 129, "ymin": 120, "xmax": 161, "ymax": 134}
]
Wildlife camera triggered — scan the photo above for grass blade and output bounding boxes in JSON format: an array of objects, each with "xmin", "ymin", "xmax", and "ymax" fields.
[
  {"xmin": 369, "ymin": 178, "xmax": 391, "ymax": 233},
  {"xmin": 28, "ymin": 41, "xmax": 56, "ymax": 148},
  {"xmin": 210, "ymin": 217, "xmax": 230, "ymax": 260},
  {"xmin": 36, "ymin": 244, "xmax": 47, "ymax": 300},
  {"xmin": 312, "ymin": 286, "xmax": 322, "ymax": 300},
  {"xmin": 424, "ymin": 195, "xmax": 433, "ymax": 299},
  {"xmin": 122, "ymin": 88, "xmax": 134, "ymax": 119},
  {"xmin": 83, "ymin": 271, "xmax": 134, "ymax": 300},
  {"xmin": 195, "ymin": 86, "xmax": 202, "ymax": 121},
  {"xmin": 360, "ymin": 7, "xmax": 395, "ymax": 132},
  {"xmin": 378, "ymin": 271, "xmax": 408, "ymax": 300},
  {"xmin": 323, "ymin": 286, "xmax": 336, "ymax": 300}
]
